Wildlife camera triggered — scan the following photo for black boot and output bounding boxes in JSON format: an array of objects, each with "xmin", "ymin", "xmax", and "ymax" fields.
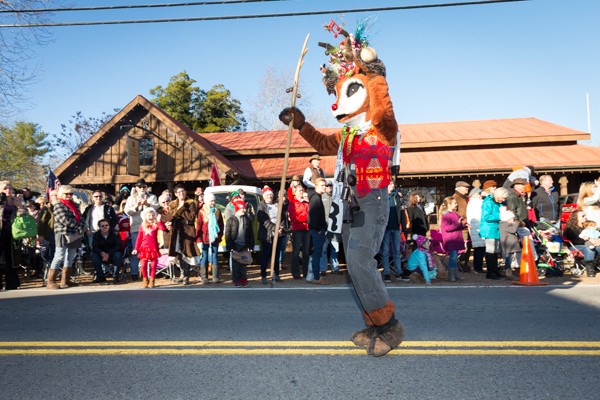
[
  {"xmin": 584, "ymin": 261, "xmax": 597, "ymax": 277},
  {"xmin": 485, "ymin": 253, "xmax": 500, "ymax": 280}
]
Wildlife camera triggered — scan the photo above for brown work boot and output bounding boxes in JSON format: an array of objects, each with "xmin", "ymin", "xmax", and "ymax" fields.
[
  {"xmin": 46, "ymin": 269, "xmax": 60, "ymax": 290},
  {"xmin": 142, "ymin": 277, "xmax": 148, "ymax": 288},
  {"xmin": 58, "ymin": 268, "xmax": 70, "ymax": 289},
  {"xmin": 148, "ymin": 278, "xmax": 155, "ymax": 288}
]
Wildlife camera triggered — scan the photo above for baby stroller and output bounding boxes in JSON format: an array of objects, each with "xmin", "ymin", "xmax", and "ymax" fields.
[
  {"xmin": 531, "ymin": 221, "xmax": 566, "ymax": 277},
  {"xmin": 562, "ymin": 240, "xmax": 586, "ymax": 277}
]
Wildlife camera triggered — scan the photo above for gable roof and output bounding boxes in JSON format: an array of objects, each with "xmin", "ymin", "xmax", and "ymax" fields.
[
  {"xmin": 54, "ymin": 95, "xmax": 240, "ymax": 181},
  {"xmin": 201, "ymin": 117, "xmax": 595, "ymax": 179}
]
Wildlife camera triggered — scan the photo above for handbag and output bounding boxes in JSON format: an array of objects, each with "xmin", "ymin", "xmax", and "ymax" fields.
[
  {"xmin": 65, "ymin": 232, "xmax": 84, "ymax": 244},
  {"xmin": 231, "ymin": 250, "xmax": 252, "ymax": 265}
]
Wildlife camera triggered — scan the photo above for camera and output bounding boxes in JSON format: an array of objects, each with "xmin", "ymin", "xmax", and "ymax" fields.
[{"xmin": 337, "ymin": 166, "xmax": 360, "ymax": 223}]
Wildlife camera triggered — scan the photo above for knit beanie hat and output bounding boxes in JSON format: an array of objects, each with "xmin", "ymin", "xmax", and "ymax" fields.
[
  {"xmin": 262, "ymin": 185, "xmax": 273, "ymax": 196},
  {"xmin": 204, "ymin": 192, "xmax": 216, "ymax": 203},
  {"xmin": 233, "ymin": 199, "xmax": 246, "ymax": 213},
  {"xmin": 412, "ymin": 234, "xmax": 429, "ymax": 247}
]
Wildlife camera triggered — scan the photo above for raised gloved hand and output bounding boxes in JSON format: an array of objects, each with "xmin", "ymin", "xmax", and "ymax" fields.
[{"xmin": 279, "ymin": 107, "xmax": 306, "ymax": 130}]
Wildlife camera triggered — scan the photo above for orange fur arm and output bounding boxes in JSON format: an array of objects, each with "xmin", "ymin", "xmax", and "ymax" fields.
[
  {"xmin": 298, "ymin": 122, "xmax": 341, "ymax": 156},
  {"xmin": 367, "ymin": 75, "xmax": 398, "ymax": 145}
]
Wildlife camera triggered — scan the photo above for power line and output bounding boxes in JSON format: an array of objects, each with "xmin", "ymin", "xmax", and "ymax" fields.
[
  {"xmin": 0, "ymin": 0, "xmax": 288, "ymax": 14},
  {"xmin": 0, "ymin": 0, "xmax": 531, "ymax": 28}
]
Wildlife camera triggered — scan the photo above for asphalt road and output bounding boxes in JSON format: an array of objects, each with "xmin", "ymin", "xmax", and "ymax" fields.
[{"xmin": 1, "ymin": 285, "xmax": 600, "ymax": 399}]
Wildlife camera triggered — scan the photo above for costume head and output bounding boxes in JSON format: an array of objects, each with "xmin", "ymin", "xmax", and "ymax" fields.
[{"xmin": 319, "ymin": 18, "xmax": 390, "ymax": 127}]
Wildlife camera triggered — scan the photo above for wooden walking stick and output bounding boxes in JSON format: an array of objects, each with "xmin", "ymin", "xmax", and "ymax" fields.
[{"xmin": 269, "ymin": 33, "xmax": 310, "ymax": 285}]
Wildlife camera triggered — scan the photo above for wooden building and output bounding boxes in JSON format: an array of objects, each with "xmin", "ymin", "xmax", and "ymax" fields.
[{"xmin": 56, "ymin": 95, "xmax": 600, "ymax": 201}]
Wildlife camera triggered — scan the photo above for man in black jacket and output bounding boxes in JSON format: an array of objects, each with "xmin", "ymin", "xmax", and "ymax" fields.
[
  {"xmin": 531, "ymin": 174, "xmax": 559, "ymax": 224},
  {"xmin": 91, "ymin": 219, "xmax": 123, "ymax": 283},
  {"xmin": 308, "ymin": 178, "xmax": 328, "ymax": 284}
]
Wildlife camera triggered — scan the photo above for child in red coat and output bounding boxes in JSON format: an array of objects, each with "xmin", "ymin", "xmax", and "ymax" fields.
[{"xmin": 132, "ymin": 208, "xmax": 166, "ymax": 288}]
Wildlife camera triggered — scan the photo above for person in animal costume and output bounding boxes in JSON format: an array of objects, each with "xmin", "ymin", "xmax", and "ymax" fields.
[{"xmin": 279, "ymin": 19, "xmax": 403, "ymax": 357}]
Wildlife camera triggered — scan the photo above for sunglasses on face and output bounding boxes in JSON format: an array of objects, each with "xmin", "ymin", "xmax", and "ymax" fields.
[{"xmin": 99, "ymin": 224, "xmax": 109, "ymax": 228}]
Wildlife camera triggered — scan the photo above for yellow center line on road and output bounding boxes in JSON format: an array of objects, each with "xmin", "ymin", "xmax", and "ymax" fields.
[
  {"xmin": 0, "ymin": 348, "xmax": 599, "ymax": 356},
  {"xmin": 0, "ymin": 340, "xmax": 599, "ymax": 347},
  {"xmin": 0, "ymin": 341, "xmax": 599, "ymax": 356}
]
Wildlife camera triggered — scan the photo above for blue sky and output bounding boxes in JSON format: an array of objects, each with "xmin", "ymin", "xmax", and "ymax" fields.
[{"xmin": 10, "ymin": 0, "xmax": 600, "ymax": 145}]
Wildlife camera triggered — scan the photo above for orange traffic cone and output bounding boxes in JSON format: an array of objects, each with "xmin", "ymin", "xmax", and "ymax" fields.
[{"xmin": 513, "ymin": 235, "xmax": 548, "ymax": 286}]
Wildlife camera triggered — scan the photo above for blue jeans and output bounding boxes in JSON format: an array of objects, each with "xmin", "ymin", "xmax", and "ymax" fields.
[
  {"xmin": 320, "ymin": 233, "xmax": 340, "ymax": 272},
  {"xmin": 201, "ymin": 243, "xmax": 219, "ymax": 280},
  {"xmin": 310, "ymin": 229, "xmax": 327, "ymax": 280},
  {"xmin": 91, "ymin": 251, "xmax": 122, "ymax": 278},
  {"xmin": 448, "ymin": 249, "xmax": 458, "ymax": 270},
  {"xmin": 50, "ymin": 246, "xmax": 78, "ymax": 270},
  {"xmin": 129, "ymin": 231, "xmax": 139, "ymax": 276},
  {"xmin": 576, "ymin": 244, "xmax": 600, "ymax": 261},
  {"xmin": 201, "ymin": 243, "xmax": 218, "ymax": 268},
  {"xmin": 381, "ymin": 230, "xmax": 402, "ymax": 276}
]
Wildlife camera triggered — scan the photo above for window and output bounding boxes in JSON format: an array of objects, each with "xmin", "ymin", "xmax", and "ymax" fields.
[{"xmin": 139, "ymin": 138, "xmax": 153, "ymax": 166}]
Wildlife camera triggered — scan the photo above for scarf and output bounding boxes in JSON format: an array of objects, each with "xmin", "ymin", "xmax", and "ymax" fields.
[
  {"xmin": 60, "ymin": 198, "xmax": 81, "ymax": 222},
  {"xmin": 208, "ymin": 206, "xmax": 220, "ymax": 243}
]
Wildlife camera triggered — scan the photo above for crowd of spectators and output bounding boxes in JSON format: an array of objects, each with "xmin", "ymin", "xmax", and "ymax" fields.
[{"xmin": 2, "ymin": 162, "xmax": 600, "ymax": 291}]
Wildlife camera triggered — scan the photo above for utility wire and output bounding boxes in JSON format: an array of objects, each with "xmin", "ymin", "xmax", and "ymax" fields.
[
  {"xmin": 0, "ymin": 0, "xmax": 289, "ymax": 14},
  {"xmin": 0, "ymin": 0, "xmax": 531, "ymax": 28}
]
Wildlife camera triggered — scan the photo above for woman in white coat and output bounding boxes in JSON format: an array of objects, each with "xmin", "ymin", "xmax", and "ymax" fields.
[{"xmin": 466, "ymin": 188, "xmax": 486, "ymax": 274}]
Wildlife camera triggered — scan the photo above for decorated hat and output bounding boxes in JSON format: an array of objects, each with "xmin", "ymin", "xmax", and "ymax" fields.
[
  {"xmin": 319, "ymin": 18, "xmax": 384, "ymax": 95},
  {"xmin": 262, "ymin": 185, "xmax": 274, "ymax": 196},
  {"xmin": 233, "ymin": 199, "xmax": 246, "ymax": 213}
]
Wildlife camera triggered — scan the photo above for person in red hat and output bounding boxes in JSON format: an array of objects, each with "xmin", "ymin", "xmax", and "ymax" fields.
[{"xmin": 225, "ymin": 199, "xmax": 255, "ymax": 287}]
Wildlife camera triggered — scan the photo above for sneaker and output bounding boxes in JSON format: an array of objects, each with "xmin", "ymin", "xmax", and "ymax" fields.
[
  {"xmin": 261, "ymin": 277, "xmax": 268, "ymax": 284},
  {"xmin": 383, "ymin": 274, "xmax": 391, "ymax": 283},
  {"xmin": 183, "ymin": 277, "xmax": 190, "ymax": 285}
]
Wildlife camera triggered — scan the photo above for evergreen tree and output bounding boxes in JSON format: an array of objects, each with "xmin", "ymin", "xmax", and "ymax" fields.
[
  {"xmin": 149, "ymin": 71, "xmax": 246, "ymax": 132},
  {"xmin": 0, "ymin": 121, "xmax": 49, "ymax": 188}
]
